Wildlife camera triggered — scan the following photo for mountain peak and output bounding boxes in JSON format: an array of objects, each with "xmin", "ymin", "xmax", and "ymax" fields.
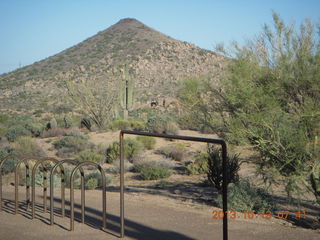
[{"xmin": 117, "ymin": 18, "xmax": 141, "ymax": 24}]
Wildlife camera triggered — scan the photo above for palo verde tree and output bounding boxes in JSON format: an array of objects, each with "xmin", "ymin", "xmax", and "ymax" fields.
[
  {"xmin": 179, "ymin": 13, "xmax": 320, "ymax": 201},
  {"xmin": 63, "ymin": 69, "xmax": 120, "ymax": 129}
]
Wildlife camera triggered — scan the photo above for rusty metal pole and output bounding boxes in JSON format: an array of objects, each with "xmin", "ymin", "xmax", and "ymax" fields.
[
  {"xmin": 60, "ymin": 170, "xmax": 65, "ymax": 218},
  {"xmin": 32, "ymin": 158, "xmax": 58, "ymax": 219},
  {"xmin": 0, "ymin": 154, "xmax": 21, "ymax": 212},
  {"xmin": 14, "ymin": 157, "xmax": 31, "ymax": 215},
  {"xmin": 222, "ymin": 142, "xmax": 228, "ymax": 240},
  {"xmin": 101, "ymin": 166, "xmax": 107, "ymax": 230},
  {"xmin": 70, "ymin": 162, "xmax": 107, "ymax": 231},
  {"xmin": 119, "ymin": 130, "xmax": 229, "ymax": 240},
  {"xmin": 81, "ymin": 170, "xmax": 85, "ymax": 223},
  {"xmin": 26, "ymin": 164, "xmax": 30, "ymax": 209},
  {"xmin": 14, "ymin": 165, "xmax": 19, "ymax": 215},
  {"xmin": 70, "ymin": 171, "xmax": 75, "ymax": 231},
  {"xmin": 120, "ymin": 132, "xmax": 125, "ymax": 238},
  {"xmin": 49, "ymin": 159, "xmax": 73, "ymax": 226},
  {"xmin": 43, "ymin": 169, "xmax": 47, "ymax": 213},
  {"xmin": 0, "ymin": 165, "xmax": 2, "ymax": 212}
]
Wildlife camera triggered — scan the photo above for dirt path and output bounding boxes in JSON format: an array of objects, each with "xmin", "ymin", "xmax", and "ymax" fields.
[{"xmin": 0, "ymin": 186, "xmax": 319, "ymax": 240}]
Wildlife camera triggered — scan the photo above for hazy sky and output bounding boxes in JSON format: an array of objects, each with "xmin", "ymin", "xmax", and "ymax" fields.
[{"xmin": 0, "ymin": 0, "xmax": 319, "ymax": 74}]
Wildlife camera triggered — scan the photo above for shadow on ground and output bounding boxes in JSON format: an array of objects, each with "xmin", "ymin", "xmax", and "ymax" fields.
[{"xmin": 2, "ymin": 198, "xmax": 197, "ymax": 240}]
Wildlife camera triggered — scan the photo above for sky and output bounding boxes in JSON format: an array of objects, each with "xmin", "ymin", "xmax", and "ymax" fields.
[{"xmin": 0, "ymin": 0, "xmax": 319, "ymax": 74}]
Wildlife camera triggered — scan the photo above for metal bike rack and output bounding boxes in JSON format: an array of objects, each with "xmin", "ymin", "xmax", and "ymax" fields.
[
  {"xmin": 0, "ymin": 154, "xmax": 23, "ymax": 212},
  {"xmin": 69, "ymin": 161, "xmax": 107, "ymax": 231},
  {"xmin": 31, "ymin": 158, "xmax": 61, "ymax": 219},
  {"xmin": 50, "ymin": 159, "xmax": 85, "ymax": 226},
  {"xmin": 119, "ymin": 130, "xmax": 229, "ymax": 240},
  {"xmin": 14, "ymin": 156, "xmax": 47, "ymax": 214}
]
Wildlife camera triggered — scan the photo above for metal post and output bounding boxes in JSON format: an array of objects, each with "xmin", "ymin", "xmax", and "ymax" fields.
[
  {"xmin": 26, "ymin": 164, "xmax": 30, "ymax": 209},
  {"xmin": 120, "ymin": 132, "xmax": 125, "ymax": 237},
  {"xmin": 43, "ymin": 169, "xmax": 47, "ymax": 213},
  {"xmin": 14, "ymin": 165, "xmax": 19, "ymax": 215},
  {"xmin": 222, "ymin": 142, "xmax": 228, "ymax": 240},
  {"xmin": 69, "ymin": 162, "xmax": 107, "ymax": 231},
  {"xmin": 61, "ymin": 169, "xmax": 65, "ymax": 218},
  {"xmin": 50, "ymin": 159, "xmax": 77, "ymax": 226},
  {"xmin": 0, "ymin": 154, "xmax": 21, "ymax": 212},
  {"xmin": 119, "ymin": 130, "xmax": 228, "ymax": 240},
  {"xmin": 81, "ymin": 171, "xmax": 85, "ymax": 223},
  {"xmin": 70, "ymin": 173, "xmax": 75, "ymax": 231},
  {"xmin": 32, "ymin": 158, "xmax": 58, "ymax": 219}
]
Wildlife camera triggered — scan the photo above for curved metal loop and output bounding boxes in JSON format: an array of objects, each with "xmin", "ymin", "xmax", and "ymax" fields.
[
  {"xmin": 31, "ymin": 157, "xmax": 61, "ymax": 219},
  {"xmin": 70, "ymin": 161, "xmax": 106, "ymax": 231},
  {"xmin": 14, "ymin": 156, "xmax": 47, "ymax": 215},
  {"xmin": 49, "ymin": 159, "xmax": 85, "ymax": 226},
  {"xmin": 0, "ymin": 154, "xmax": 23, "ymax": 212}
]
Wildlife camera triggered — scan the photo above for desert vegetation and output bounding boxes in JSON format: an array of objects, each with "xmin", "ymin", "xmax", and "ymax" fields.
[{"xmin": 0, "ymin": 13, "xmax": 319, "ymax": 231}]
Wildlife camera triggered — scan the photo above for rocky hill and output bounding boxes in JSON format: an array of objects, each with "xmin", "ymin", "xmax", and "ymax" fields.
[{"xmin": 0, "ymin": 18, "xmax": 226, "ymax": 114}]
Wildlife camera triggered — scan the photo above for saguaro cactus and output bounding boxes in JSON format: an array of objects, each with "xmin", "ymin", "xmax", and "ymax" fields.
[{"xmin": 119, "ymin": 66, "xmax": 134, "ymax": 111}]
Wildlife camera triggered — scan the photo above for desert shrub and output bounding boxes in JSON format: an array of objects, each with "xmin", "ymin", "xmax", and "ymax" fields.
[
  {"xmin": 53, "ymin": 133, "xmax": 91, "ymax": 157},
  {"xmin": 217, "ymin": 179, "xmax": 276, "ymax": 212},
  {"xmin": 130, "ymin": 120, "xmax": 146, "ymax": 131},
  {"xmin": 136, "ymin": 136, "xmax": 156, "ymax": 150},
  {"xmin": 108, "ymin": 119, "xmax": 146, "ymax": 131},
  {"xmin": 84, "ymin": 172, "xmax": 112, "ymax": 186},
  {"xmin": 5, "ymin": 125, "xmax": 31, "ymax": 142},
  {"xmin": 207, "ymin": 146, "xmax": 240, "ymax": 192},
  {"xmin": 85, "ymin": 178, "xmax": 98, "ymax": 190},
  {"xmin": 0, "ymin": 113, "xmax": 10, "ymax": 124},
  {"xmin": 108, "ymin": 119, "xmax": 130, "ymax": 130},
  {"xmin": 24, "ymin": 121, "xmax": 44, "ymax": 137},
  {"xmin": 0, "ymin": 149, "xmax": 18, "ymax": 174},
  {"xmin": 138, "ymin": 165, "xmax": 171, "ymax": 180},
  {"xmin": 80, "ymin": 118, "xmax": 92, "ymax": 131},
  {"xmin": 49, "ymin": 118, "xmax": 58, "ymax": 129},
  {"xmin": 132, "ymin": 158, "xmax": 173, "ymax": 180},
  {"xmin": 105, "ymin": 142, "xmax": 119, "ymax": 163},
  {"xmin": 42, "ymin": 128, "xmax": 68, "ymax": 138},
  {"xmin": 76, "ymin": 150, "xmax": 104, "ymax": 163},
  {"xmin": 105, "ymin": 138, "xmax": 143, "ymax": 163},
  {"xmin": 147, "ymin": 115, "xmax": 179, "ymax": 135},
  {"xmin": 56, "ymin": 116, "xmax": 73, "ymax": 128},
  {"xmin": 186, "ymin": 151, "xmax": 208, "ymax": 175},
  {"xmin": 14, "ymin": 136, "xmax": 46, "ymax": 157},
  {"xmin": 110, "ymin": 159, "xmax": 133, "ymax": 173},
  {"xmin": 157, "ymin": 143, "xmax": 186, "ymax": 161}
]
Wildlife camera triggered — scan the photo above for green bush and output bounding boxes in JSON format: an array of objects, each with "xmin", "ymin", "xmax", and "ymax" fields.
[
  {"xmin": 136, "ymin": 136, "xmax": 156, "ymax": 150},
  {"xmin": 76, "ymin": 150, "xmax": 104, "ymax": 163},
  {"xmin": 217, "ymin": 179, "xmax": 276, "ymax": 212},
  {"xmin": 14, "ymin": 136, "xmax": 46, "ymax": 157},
  {"xmin": 105, "ymin": 138, "xmax": 143, "ymax": 163},
  {"xmin": 56, "ymin": 116, "xmax": 74, "ymax": 128},
  {"xmin": 136, "ymin": 164, "xmax": 171, "ymax": 180},
  {"xmin": 0, "ymin": 149, "xmax": 18, "ymax": 174},
  {"xmin": 53, "ymin": 133, "xmax": 91, "ymax": 157},
  {"xmin": 85, "ymin": 178, "xmax": 98, "ymax": 190},
  {"xmin": 147, "ymin": 115, "xmax": 179, "ymax": 135},
  {"xmin": 105, "ymin": 142, "xmax": 119, "ymax": 163},
  {"xmin": 108, "ymin": 119, "xmax": 146, "ymax": 131},
  {"xmin": 24, "ymin": 121, "xmax": 44, "ymax": 137},
  {"xmin": 186, "ymin": 152, "xmax": 208, "ymax": 175},
  {"xmin": 5, "ymin": 125, "xmax": 31, "ymax": 142},
  {"xmin": 84, "ymin": 172, "xmax": 112, "ymax": 186},
  {"xmin": 157, "ymin": 143, "xmax": 186, "ymax": 161},
  {"xmin": 49, "ymin": 118, "xmax": 58, "ymax": 129},
  {"xmin": 207, "ymin": 146, "xmax": 240, "ymax": 192}
]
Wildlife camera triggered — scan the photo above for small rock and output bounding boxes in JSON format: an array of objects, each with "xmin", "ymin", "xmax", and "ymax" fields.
[{"xmin": 173, "ymin": 189, "xmax": 181, "ymax": 194}]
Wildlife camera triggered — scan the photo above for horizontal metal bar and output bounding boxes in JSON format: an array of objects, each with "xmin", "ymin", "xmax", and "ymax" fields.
[{"xmin": 120, "ymin": 130, "xmax": 226, "ymax": 145}]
